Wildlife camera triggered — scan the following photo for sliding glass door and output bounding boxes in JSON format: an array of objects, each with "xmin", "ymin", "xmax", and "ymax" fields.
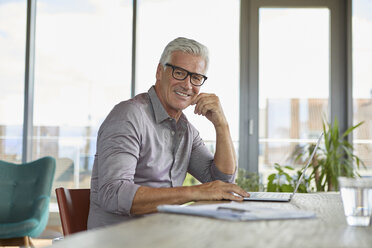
[
  {"xmin": 352, "ymin": 0, "xmax": 372, "ymax": 175},
  {"xmin": 240, "ymin": 0, "xmax": 349, "ymax": 179},
  {"xmin": 258, "ymin": 8, "xmax": 329, "ymax": 180}
]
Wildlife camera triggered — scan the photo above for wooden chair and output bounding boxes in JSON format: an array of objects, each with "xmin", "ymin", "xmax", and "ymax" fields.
[{"xmin": 55, "ymin": 188, "xmax": 90, "ymax": 236}]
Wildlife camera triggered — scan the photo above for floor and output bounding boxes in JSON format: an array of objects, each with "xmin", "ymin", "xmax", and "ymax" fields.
[{"xmin": 0, "ymin": 226, "xmax": 62, "ymax": 248}]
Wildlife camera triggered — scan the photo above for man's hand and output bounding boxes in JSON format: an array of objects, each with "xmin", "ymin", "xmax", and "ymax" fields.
[
  {"xmin": 192, "ymin": 92, "xmax": 236, "ymax": 175},
  {"xmin": 191, "ymin": 180, "xmax": 250, "ymax": 201},
  {"xmin": 131, "ymin": 181, "xmax": 250, "ymax": 215},
  {"xmin": 192, "ymin": 93, "xmax": 227, "ymax": 127}
]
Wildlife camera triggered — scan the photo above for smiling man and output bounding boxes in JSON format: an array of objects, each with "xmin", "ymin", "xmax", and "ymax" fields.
[{"xmin": 87, "ymin": 37, "xmax": 249, "ymax": 229}]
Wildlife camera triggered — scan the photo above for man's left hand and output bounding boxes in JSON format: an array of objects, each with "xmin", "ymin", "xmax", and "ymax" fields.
[{"xmin": 192, "ymin": 93, "xmax": 227, "ymax": 127}]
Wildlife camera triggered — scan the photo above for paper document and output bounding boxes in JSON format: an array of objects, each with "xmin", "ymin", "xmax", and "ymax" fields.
[{"xmin": 157, "ymin": 202, "xmax": 316, "ymax": 221}]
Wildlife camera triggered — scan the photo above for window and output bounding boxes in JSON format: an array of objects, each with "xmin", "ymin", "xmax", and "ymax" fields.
[
  {"xmin": 240, "ymin": 0, "xmax": 348, "ymax": 176},
  {"xmin": 352, "ymin": 0, "xmax": 372, "ymax": 175},
  {"xmin": 258, "ymin": 8, "xmax": 329, "ymax": 179},
  {"xmin": 33, "ymin": 0, "xmax": 132, "ymax": 201},
  {"xmin": 0, "ymin": 1, "xmax": 26, "ymax": 163}
]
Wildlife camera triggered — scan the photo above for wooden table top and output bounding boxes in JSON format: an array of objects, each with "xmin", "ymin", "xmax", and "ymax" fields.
[{"xmin": 51, "ymin": 192, "xmax": 372, "ymax": 248}]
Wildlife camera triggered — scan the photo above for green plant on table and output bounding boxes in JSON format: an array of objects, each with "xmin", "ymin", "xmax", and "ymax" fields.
[
  {"xmin": 297, "ymin": 118, "xmax": 365, "ymax": 191},
  {"xmin": 266, "ymin": 163, "xmax": 310, "ymax": 193},
  {"xmin": 235, "ymin": 168, "xmax": 262, "ymax": 192}
]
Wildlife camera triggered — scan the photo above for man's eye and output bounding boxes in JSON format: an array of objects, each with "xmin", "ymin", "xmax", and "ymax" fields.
[
  {"xmin": 174, "ymin": 70, "xmax": 186, "ymax": 77},
  {"xmin": 192, "ymin": 75, "xmax": 203, "ymax": 82}
]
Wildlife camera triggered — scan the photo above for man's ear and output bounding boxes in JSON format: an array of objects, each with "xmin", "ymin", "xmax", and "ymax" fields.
[{"xmin": 156, "ymin": 63, "xmax": 163, "ymax": 81}]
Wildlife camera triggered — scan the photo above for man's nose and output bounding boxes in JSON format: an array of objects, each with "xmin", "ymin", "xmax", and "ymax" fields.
[{"xmin": 182, "ymin": 75, "xmax": 193, "ymax": 90}]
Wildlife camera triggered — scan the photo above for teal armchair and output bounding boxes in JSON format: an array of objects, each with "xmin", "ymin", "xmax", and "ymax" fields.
[{"xmin": 0, "ymin": 156, "xmax": 56, "ymax": 247}]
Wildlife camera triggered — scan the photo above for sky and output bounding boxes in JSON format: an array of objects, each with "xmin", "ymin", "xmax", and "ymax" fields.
[{"xmin": 259, "ymin": 8, "xmax": 330, "ymax": 108}]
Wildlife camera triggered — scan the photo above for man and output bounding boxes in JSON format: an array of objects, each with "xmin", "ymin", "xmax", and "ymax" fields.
[{"xmin": 88, "ymin": 37, "xmax": 249, "ymax": 229}]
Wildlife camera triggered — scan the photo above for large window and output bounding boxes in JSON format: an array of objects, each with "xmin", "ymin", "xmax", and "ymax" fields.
[
  {"xmin": 2, "ymin": 0, "xmax": 370, "ymax": 196},
  {"xmin": 0, "ymin": 1, "xmax": 26, "ymax": 163},
  {"xmin": 33, "ymin": 0, "xmax": 132, "ymax": 201},
  {"xmin": 258, "ymin": 8, "xmax": 329, "ymax": 178},
  {"xmin": 136, "ymin": 0, "xmax": 240, "ymax": 152},
  {"xmin": 353, "ymin": 0, "xmax": 372, "ymax": 175}
]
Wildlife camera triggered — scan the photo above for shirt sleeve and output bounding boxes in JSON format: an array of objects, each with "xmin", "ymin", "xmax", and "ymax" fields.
[
  {"xmin": 187, "ymin": 124, "xmax": 236, "ymax": 183},
  {"xmin": 96, "ymin": 103, "xmax": 142, "ymax": 216}
]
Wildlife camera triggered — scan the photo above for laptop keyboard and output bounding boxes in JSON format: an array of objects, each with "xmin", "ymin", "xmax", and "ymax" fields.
[{"xmin": 248, "ymin": 192, "xmax": 292, "ymax": 199}]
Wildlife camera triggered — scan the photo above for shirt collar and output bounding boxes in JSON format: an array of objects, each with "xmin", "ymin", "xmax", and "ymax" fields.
[
  {"xmin": 148, "ymin": 86, "xmax": 172, "ymax": 124},
  {"xmin": 148, "ymin": 86, "xmax": 188, "ymax": 125}
]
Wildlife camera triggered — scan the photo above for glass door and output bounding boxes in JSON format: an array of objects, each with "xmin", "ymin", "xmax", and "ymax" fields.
[
  {"xmin": 352, "ymin": 0, "xmax": 372, "ymax": 176},
  {"xmin": 258, "ymin": 8, "xmax": 329, "ymax": 180}
]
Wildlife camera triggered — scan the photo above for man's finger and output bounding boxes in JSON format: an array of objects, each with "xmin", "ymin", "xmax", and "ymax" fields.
[
  {"xmin": 194, "ymin": 97, "xmax": 214, "ymax": 114},
  {"xmin": 201, "ymin": 103, "xmax": 218, "ymax": 116},
  {"xmin": 224, "ymin": 192, "xmax": 244, "ymax": 201},
  {"xmin": 233, "ymin": 186, "xmax": 250, "ymax": 198},
  {"xmin": 192, "ymin": 93, "xmax": 213, "ymax": 105},
  {"xmin": 191, "ymin": 93, "xmax": 203, "ymax": 105},
  {"xmin": 225, "ymin": 184, "xmax": 250, "ymax": 198}
]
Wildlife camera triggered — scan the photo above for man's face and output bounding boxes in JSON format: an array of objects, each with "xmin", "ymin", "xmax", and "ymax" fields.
[{"xmin": 155, "ymin": 51, "xmax": 206, "ymax": 119}]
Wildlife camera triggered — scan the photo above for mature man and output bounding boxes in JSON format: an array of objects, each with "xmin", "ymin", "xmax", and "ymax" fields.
[{"xmin": 88, "ymin": 37, "xmax": 249, "ymax": 229}]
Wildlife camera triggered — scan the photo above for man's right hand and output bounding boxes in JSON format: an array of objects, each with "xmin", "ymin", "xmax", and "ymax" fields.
[
  {"xmin": 131, "ymin": 181, "xmax": 249, "ymax": 215},
  {"xmin": 191, "ymin": 180, "xmax": 250, "ymax": 201}
]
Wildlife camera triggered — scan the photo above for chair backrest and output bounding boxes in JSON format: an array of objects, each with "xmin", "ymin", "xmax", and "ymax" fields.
[
  {"xmin": 0, "ymin": 157, "xmax": 56, "ymax": 238},
  {"xmin": 55, "ymin": 187, "xmax": 90, "ymax": 236}
]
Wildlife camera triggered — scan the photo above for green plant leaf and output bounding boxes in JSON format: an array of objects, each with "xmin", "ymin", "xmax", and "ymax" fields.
[
  {"xmin": 268, "ymin": 173, "xmax": 276, "ymax": 182},
  {"xmin": 267, "ymin": 179, "xmax": 277, "ymax": 192},
  {"xmin": 280, "ymin": 184, "xmax": 294, "ymax": 192},
  {"xmin": 342, "ymin": 121, "xmax": 364, "ymax": 138},
  {"xmin": 284, "ymin": 173, "xmax": 292, "ymax": 183}
]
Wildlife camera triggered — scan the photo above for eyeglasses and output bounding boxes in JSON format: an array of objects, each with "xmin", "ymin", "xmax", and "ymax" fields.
[{"xmin": 165, "ymin": 63, "xmax": 207, "ymax": 86}]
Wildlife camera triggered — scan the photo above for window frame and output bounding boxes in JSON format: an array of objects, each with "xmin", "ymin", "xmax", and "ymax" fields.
[{"xmin": 239, "ymin": 0, "xmax": 352, "ymax": 172}]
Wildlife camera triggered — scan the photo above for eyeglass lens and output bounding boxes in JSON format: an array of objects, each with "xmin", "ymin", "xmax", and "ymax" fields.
[{"xmin": 173, "ymin": 68, "xmax": 204, "ymax": 85}]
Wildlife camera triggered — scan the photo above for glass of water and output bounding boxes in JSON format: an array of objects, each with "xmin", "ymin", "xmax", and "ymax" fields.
[{"xmin": 338, "ymin": 177, "xmax": 372, "ymax": 226}]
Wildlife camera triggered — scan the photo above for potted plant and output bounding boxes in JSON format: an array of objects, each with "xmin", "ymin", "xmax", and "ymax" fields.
[
  {"xmin": 236, "ymin": 168, "xmax": 263, "ymax": 192},
  {"xmin": 266, "ymin": 163, "xmax": 311, "ymax": 193},
  {"xmin": 298, "ymin": 118, "xmax": 365, "ymax": 191}
]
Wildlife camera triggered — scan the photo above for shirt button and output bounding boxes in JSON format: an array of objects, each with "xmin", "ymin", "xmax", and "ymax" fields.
[{"xmin": 171, "ymin": 131, "xmax": 175, "ymax": 135}]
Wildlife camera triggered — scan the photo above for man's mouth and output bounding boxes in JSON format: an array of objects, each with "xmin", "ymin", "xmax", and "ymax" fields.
[{"xmin": 175, "ymin": 91, "xmax": 191, "ymax": 97}]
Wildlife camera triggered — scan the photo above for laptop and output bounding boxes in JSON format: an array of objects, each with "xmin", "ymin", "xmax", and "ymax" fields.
[{"xmin": 243, "ymin": 132, "xmax": 324, "ymax": 202}]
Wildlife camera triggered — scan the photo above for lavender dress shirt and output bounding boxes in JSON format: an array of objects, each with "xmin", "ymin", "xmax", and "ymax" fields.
[{"xmin": 87, "ymin": 86, "xmax": 236, "ymax": 229}]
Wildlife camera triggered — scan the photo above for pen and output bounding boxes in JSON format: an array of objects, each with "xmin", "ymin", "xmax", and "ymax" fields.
[{"xmin": 217, "ymin": 207, "xmax": 251, "ymax": 213}]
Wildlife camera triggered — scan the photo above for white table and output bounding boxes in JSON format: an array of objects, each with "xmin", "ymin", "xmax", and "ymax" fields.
[{"xmin": 51, "ymin": 193, "xmax": 372, "ymax": 248}]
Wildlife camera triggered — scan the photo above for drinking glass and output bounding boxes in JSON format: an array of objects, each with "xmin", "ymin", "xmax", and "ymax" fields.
[{"xmin": 338, "ymin": 177, "xmax": 372, "ymax": 226}]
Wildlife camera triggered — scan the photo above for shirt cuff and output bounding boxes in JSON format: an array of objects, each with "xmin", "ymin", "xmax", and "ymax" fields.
[
  {"xmin": 117, "ymin": 182, "xmax": 141, "ymax": 216},
  {"xmin": 210, "ymin": 163, "xmax": 237, "ymax": 183}
]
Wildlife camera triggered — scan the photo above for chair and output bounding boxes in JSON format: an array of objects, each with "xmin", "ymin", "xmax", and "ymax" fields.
[
  {"xmin": 0, "ymin": 156, "xmax": 56, "ymax": 247},
  {"xmin": 55, "ymin": 187, "xmax": 90, "ymax": 236}
]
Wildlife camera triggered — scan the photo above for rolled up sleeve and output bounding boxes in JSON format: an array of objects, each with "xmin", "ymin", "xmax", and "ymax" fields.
[
  {"xmin": 187, "ymin": 126, "xmax": 236, "ymax": 183},
  {"xmin": 96, "ymin": 104, "xmax": 143, "ymax": 215}
]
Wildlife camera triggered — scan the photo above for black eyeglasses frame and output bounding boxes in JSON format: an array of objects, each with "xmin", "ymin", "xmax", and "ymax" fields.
[{"xmin": 165, "ymin": 63, "xmax": 207, "ymax": 86}]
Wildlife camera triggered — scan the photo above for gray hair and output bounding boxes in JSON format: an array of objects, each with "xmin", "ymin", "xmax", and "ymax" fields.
[{"xmin": 159, "ymin": 37, "xmax": 209, "ymax": 72}]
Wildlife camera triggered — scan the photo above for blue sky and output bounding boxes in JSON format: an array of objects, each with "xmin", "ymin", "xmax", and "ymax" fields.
[
  {"xmin": 355, "ymin": 0, "xmax": 372, "ymax": 21},
  {"xmin": 0, "ymin": 0, "xmax": 95, "ymax": 13},
  {"xmin": 38, "ymin": 0, "xmax": 96, "ymax": 14}
]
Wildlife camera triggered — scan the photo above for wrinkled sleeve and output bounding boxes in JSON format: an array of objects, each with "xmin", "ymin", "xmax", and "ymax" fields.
[
  {"xmin": 187, "ymin": 124, "xmax": 236, "ymax": 183},
  {"xmin": 96, "ymin": 104, "xmax": 142, "ymax": 216}
]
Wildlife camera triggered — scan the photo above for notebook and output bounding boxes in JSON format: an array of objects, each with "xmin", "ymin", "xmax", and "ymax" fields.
[{"xmin": 243, "ymin": 132, "xmax": 324, "ymax": 202}]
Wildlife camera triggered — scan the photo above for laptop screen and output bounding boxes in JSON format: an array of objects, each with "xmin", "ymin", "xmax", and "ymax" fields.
[{"xmin": 292, "ymin": 132, "xmax": 324, "ymax": 196}]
